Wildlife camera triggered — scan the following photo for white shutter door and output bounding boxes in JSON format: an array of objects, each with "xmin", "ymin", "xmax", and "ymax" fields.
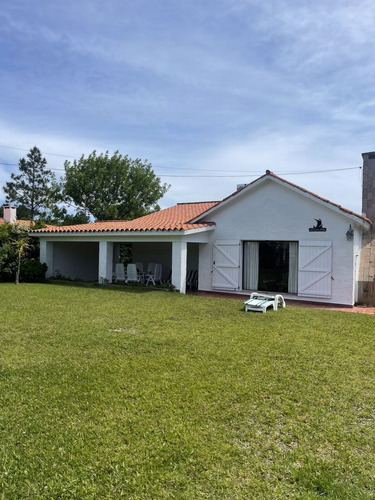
[
  {"xmin": 212, "ymin": 240, "xmax": 240, "ymax": 290},
  {"xmin": 298, "ymin": 241, "xmax": 332, "ymax": 298}
]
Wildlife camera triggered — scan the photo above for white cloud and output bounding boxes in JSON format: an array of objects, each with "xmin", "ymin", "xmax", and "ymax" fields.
[{"xmin": 1, "ymin": 0, "xmax": 374, "ymax": 218}]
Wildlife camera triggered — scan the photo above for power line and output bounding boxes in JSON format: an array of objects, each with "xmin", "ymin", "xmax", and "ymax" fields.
[
  {"xmin": 0, "ymin": 144, "xmax": 362, "ymax": 177},
  {"xmin": 0, "ymin": 162, "xmax": 361, "ymax": 177},
  {"xmin": 0, "ymin": 144, "xmax": 78, "ymax": 159},
  {"xmin": 0, "ymin": 145, "xmax": 263, "ymax": 172},
  {"xmin": 156, "ymin": 166, "xmax": 361, "ymax": 178},
  {"xmin": 276, "ymin": 166, "xmax": 361, "ymax": 175}
]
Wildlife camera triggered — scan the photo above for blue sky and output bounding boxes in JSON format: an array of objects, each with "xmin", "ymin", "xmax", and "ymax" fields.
[{"xmin": 1, "ymin": 0, "xmax": 374, "ymax": 214}]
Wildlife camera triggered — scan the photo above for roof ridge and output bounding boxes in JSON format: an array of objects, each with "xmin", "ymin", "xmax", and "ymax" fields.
[
  {"xmin": 177, "ymin": 201, "xmax": 219, "ymax": 205},
  {"xmin": 93, "ymin": 219, "xmax": 127, "ymax": 223}
]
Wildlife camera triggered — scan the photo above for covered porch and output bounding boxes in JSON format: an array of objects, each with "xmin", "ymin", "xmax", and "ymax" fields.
[{"xmin": 39, "ymin": 230, "xmax": 211, "ymax": 294}]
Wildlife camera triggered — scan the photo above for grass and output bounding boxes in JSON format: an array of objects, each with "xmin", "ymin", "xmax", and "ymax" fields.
[{"xmin": 0, "ymin": 283, "xmax": 375, "ymax": 499}]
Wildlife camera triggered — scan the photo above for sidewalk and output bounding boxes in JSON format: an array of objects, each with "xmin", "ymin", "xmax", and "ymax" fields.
[{"xmin": 285, "ymin": 299, "xmax": 374, "ymax": 314}]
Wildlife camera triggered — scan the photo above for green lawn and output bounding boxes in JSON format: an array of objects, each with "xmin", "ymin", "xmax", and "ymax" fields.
[{"xmin": 0, "ymin": 283, "xmax": 374, "ymax": 499}]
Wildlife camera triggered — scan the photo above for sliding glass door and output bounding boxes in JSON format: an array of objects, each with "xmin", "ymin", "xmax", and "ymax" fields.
[{"xmin": 243, "ymin": 241, "xmax": 298, "ymax": 294}]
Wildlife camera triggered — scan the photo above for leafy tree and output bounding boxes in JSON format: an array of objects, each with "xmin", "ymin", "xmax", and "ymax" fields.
[
  {"xmin": 63, "ymin": 151, "xmax": 170, "ymax": 220},
  {"xmin": 3, "ymin": 146, "xmax": 62, "ymax": 220},
  {"xmin": 36, "ymin": 205, "xmax": 90, "ymax": 226},
  {"xmin": 60, "ymin": 210, "xmax": 91, "ymax": 226}
]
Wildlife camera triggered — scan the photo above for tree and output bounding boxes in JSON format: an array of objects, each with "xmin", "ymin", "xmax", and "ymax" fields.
[
  {"xmin": 63, "ymin": 151, "xmax": 170, "ymax": 221},
  {"xmin": 60, "ymin": 210, "xmax": 90, "ymax": 226},
  {"xmin": 3, "ymin": 146, "xmax": 62, "ymax": 221}
]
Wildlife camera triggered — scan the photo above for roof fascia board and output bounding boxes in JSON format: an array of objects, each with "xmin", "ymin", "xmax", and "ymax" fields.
[
  {"xmin": 31, "ymin": 230, "xmax": 184, "ymax": 239},
  {"xmin": 182, "ymin": 225, "xmax": 215, "ymax": 235},
  {"xmin": 30, "ymin": 225, "xmax": 215, "ymax": 240}
]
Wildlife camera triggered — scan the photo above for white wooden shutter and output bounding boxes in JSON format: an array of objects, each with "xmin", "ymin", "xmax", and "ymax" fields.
[
  {"xmin": 212, "ymin": 240, "xmax": 240, "ymax": 290},
  {"xmin": 298, "ymin": 241, "xmax": 332, "ymax": 298}
]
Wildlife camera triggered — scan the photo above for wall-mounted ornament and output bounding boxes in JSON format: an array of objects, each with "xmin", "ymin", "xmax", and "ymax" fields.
[{"xmin": 309, "ymin": 218, "xmax": 327, "ymax": 232}]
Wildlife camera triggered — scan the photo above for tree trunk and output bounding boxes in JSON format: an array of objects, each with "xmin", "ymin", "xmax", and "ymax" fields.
[{"xmin": 15, "ymin": 256, "xmax": 21, "ymax": 285}]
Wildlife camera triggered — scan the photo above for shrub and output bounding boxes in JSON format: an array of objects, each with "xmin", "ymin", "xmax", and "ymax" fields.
[
  {"xmin": 20, "ymin": 259, "xmax": 48, "ymax": 282},
  {"xmin": 0, "ymin": 223, "xmax": 40, "ymax": 282}
]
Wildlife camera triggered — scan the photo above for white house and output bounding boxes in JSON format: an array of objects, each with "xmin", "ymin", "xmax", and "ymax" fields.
[{"xmin": 31, "ymin": 165, "xmax": 373, "ymax": 306}]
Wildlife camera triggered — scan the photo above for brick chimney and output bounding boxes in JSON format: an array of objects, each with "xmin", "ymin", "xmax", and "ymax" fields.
[
  {"xmin": 358, "ymin": 152, "xmax": 375, "ymax": 304},
  {"xmin": 2, "ymin": 205, "xmax": 17, "ymax": 224}
]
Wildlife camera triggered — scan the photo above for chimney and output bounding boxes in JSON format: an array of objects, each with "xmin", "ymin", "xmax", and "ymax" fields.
[
  {"xmin": 362, "ymin": 152, "xmax": 375, "ymax": 220},
  {"xmin": 2, "ymin": 205, "xmax": 17, "ymax": 224},
  {"xmin": 358, "ymin": 152, "xmax": 375, "ymax": 305}
]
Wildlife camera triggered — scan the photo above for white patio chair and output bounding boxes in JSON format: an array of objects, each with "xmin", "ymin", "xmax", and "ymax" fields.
[
  {"xmin": 126, "ymin": 263, "xmax": 140, "ymax": 283},
  {"xmin": 146, "ymin": 262, "xmax": 156, "ymax": 274},
  {"xmin": 144, "ymin": 262, "xmax": 156, "ymax": 284},
  {"xmin": 114, "ymin": 263, "xmax": 126, "ymax": 282},
  {"xmin": 145, "ymin": 263, "xmax": 162, "ymax": 286},
  {"xmin": 244, "ymin": 293, "xmax": 285, "ymax": 313},
  {"xmin": 135, "ymin": 262, "xmax": 145, "ymax": 282}
]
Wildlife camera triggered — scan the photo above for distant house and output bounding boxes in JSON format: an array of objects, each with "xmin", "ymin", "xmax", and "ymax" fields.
[{"xmin": 31, "ymin": 152, "xmax": 375, "ymax": 306}]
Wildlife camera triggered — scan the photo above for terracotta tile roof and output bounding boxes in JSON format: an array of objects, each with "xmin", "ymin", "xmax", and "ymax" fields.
[
  {"xmin": 192, "ymin": 170, "xmax": 372, "ymax": 225},
  {"xmin": 31, "ymin": 202, "xmax": 219, "ymax": 233}
]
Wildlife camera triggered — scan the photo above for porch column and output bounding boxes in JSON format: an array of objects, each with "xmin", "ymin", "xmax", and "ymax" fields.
[
  {"xmin": 172, "ymin": 240, "xmax": 187, "ymax": 294},
  {"xmin": 98, "ymin": 241, "xmax": 114, "ymax": 283},
  {"xmin": 40, "ymin": 240, "xmax": 53, "ymax": 277}
]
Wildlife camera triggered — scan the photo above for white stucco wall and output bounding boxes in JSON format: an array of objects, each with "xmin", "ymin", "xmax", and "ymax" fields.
[{"xmin": 197, "ymin": 179, "xmax": 363, "ymax": 305}]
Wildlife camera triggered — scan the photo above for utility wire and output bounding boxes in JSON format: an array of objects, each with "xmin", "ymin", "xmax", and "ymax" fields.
[
  {"xmin": 0, "ymin": 144, "xmax": 362, "ymax": 177},
  {"xmin": 154, "ymin": 166, "xmax": 361, "ymax": 178},
  {"xmin": 0, "ymin": 163, "xmax": 361, "ymax": 177},
  {"xmin": 0, "ymin": 145, "xmax": 78, "ymax": 159}
]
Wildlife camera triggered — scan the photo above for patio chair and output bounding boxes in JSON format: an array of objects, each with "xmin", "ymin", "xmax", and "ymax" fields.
[
  {"xmin": 186, "ymin": 269, "xmax": 198, "ymax": 290},
  {"xmin": 145, "ymin": 263, "xmax": 162, "ymax": 286},
  {"xmin": 114, "ymin": 263, "xmax": 126, "ymax": 282},
  {"xmin": 146, "ymin": 262, "xmax": 156, "ymax": 275},
  {"xmin": 162, "ymin": 269, "xmax": 172, "ymax": 284},
  {"xmin": 126, "ymin": 263, "xmax": 140, "ymax": 283},
  {"xmin": 244, "ymin": 293, "xmax": 286, "ymax": 313},
  {"xmin": 144, "ymin": 262, "xmax": 156, "ymax": 284},
  {"xmin": 135, "ymin": 262, "xmax": 145, "ymax": 282},
  {"xmin": 135, "ymin": 262, "xmax": 144, "ymax": 273}
]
